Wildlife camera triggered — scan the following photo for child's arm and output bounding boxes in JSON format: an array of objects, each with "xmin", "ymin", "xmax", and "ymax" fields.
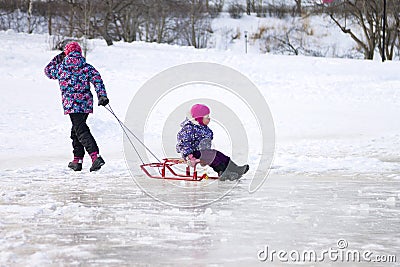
[
  {"xmin": 44, "ymin": 52, "xmax": 64, "ymax": 80},
  {"xmin": 186, "ymin": 154, "xmax": 200, "ymax": 167},
  {"xmin": 176, "ymin": 125, "xmax": 195, "ymax": 158},
  {"xmin": 87, "ymin": 64, "xmax": 107, "ymax": 99}
]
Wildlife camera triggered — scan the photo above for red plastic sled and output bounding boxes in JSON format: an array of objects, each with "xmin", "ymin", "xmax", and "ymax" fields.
[{"xmin": 140, "ymin": 158, "xmax": 219, "ymax": 181}]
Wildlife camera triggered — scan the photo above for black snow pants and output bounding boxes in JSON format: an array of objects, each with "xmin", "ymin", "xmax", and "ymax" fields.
[
  {"xmin": 192, "ymin": 149, "xmax": 231, "ymax": 173},
  {"xmin": 69, "ymin": 113, "xmax": 99, "ymax": 157}
]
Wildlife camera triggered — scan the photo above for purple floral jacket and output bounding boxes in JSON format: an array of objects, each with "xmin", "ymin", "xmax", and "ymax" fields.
[
  {"xmin": 44, "ymin": 51, "xmax": 107, "ymax": 114},
  {"xmin": 176, "ymin": 119, "xmax": 213, "ymax": 158}
]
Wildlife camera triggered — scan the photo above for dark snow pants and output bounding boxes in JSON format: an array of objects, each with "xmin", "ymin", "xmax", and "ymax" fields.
[
  {"xmin": 192, "ymin": 149, "xmax": 231, "ymax": 173},
  {"xmin": 69, "ymin": 113, "xmax": 99, "ymax": 157}
]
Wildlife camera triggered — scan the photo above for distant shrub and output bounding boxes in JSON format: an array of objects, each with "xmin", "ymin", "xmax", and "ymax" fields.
[
  {"xmin": 208, "ymin": 4, "xmax": 221, "ymax": 19},
  {"xmin": 228, "ymin": 2, "xmax": 245, "ymax": 19}
]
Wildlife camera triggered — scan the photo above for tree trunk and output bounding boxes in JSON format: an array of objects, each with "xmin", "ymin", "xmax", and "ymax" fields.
[
  {"xmin": 47, "ymin": 1, "xmax": 52, "ymax": 36},
  {"xmin": 295, "ymin": 0, "xmax": 302, "ymax": 16},
  {"xmin": 27, "ymin": 0, "xmax": 33, "ymax": 33},
  {"xmin": 191, "ymin": 14, "xmax": 196, "ymax": 48}
]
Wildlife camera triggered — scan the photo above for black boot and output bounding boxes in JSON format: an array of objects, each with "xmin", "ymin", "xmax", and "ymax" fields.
[
  {"xmin": 219, "ymin": 170, "xmax": 239, "ymax": 181},
  {"xmin": 68, "ymin": 161, "xmax": 82, "ymax": 171},
  {"xmin": 235, "ymin": 164, "xmax": 250, "ymax": 176}
]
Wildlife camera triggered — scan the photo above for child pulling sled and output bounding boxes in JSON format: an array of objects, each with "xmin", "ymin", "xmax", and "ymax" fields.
[{"xmin": 44, "ymin": 42, "xmax": 109, "ymax": 172}]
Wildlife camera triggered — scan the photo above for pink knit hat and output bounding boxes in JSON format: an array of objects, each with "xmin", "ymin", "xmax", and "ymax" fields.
[
  {"xmin": 64, "ymin": 42, "xmax": 82, "ymax": 56},
  {"xmin": 190, "ymin": 104, "xmax": 210, "ymax": 125}
]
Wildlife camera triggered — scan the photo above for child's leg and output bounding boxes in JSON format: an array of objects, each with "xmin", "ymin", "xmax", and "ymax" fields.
[
  {"xmin": 192, "ymin": 149, "xmax": 230, "ymax": 173},
  {"xmin": 193, "ymin": 149, "xmax": 249, "ymax": 180},
  {"xmin": 69, "ymin": 113, "xmax": 99, "ymax": 155},
  {"xmin": 70, "ymin": 126, "xmax": 85, "ymax": 159}
]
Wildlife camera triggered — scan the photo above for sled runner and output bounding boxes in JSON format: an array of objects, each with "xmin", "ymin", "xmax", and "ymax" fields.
[{"xmin": 140, "ymin": 158, "xmax": 219, "ymax": 181}]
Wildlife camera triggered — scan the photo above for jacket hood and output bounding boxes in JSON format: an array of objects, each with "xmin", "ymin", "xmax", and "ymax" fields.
[
  {"xmin": 180, "ymin": 117, "xmax": 208, "ymax": 128},
  {"xmin": 180, "ymin": 118, "xmax": 193, "ymax": 127},
  {"xmin": 63, "ymin": 51, "xmax": 86, "ymax": 72}
]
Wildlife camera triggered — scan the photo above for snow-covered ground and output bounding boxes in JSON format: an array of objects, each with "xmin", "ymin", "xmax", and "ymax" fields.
[{"xmin": 1, "ymin": 31, "xmax": 400, "ymax": 265}]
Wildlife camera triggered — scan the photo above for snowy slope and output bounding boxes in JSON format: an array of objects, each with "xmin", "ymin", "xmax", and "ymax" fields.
[
  {"xmin": 1, "ymin": 30, "xmax": 400, "ymax": 177},
  {"xmin": 1, "ymin": 31, "xmax": 400, "ymax": 265}
]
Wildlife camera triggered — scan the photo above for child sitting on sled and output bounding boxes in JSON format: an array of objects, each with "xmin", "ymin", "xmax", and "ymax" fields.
[{"xmin": 176, "ymin": 104, "xmax": 249, "ymax": 181}]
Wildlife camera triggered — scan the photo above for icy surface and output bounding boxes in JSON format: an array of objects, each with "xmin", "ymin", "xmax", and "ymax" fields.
[
  {"xmin": 0, "ymin": 31, "xmax": 400, "ymax": 265},
  {"xmin": 0, "ymin": 169, "xmax": 399, "ymax": 266}
]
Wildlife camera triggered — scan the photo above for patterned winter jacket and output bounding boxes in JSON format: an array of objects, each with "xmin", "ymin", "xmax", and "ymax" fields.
[
  {"xmin": 44, "ymin": 51, "xmax": 107, "ymax": 114},
  {"xmin": 176, "ymin": 118, "xmax": 213, "ymax": 158}
]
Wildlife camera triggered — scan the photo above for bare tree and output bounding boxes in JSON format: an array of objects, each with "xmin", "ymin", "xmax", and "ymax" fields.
[
  {"xmin": 327, "ymin": 0, "xmax": 399, "ymax": 60},
  {"xmin": 26, "ymin": 0, "xmax": 34, "ymax": 33},
  {"xmin": 143, "ymin": 0, "xmax": 173, "ymax": 43},
  {"xmin": 177, "ymin": 0, "xmax": 212, "ymax": 48},
  {"xmin": 87, "ymin": 0, "xmax": 120, "ymax": 46},
  {"xmin": 228, "ymin": 1, "xmax": 245, "ymax": 19},
  {"xmin": 294, "ymin": 0, "xmax": 302, "ymax": 16},
  {"xmin": 246, "ymin": 0, "xmax": 251, "ymax": 15}
]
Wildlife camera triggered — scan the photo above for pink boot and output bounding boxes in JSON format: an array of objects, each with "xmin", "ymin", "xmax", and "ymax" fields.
[
  {"xmin": 89, "ymin": 152, "xmax": 105, "ymax": 172},
  {"xmin": 90, "ymin": 152, "xmax": 99, "ymax": 163},
  {"xmin": 68, "ymin": 156, "xmax": 83, "ymax": 171}
]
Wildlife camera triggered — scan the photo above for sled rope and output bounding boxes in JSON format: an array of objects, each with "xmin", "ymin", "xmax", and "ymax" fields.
[{"xmin": 104, "ymin": 104, "xmax": 162, "ymax": 164}]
